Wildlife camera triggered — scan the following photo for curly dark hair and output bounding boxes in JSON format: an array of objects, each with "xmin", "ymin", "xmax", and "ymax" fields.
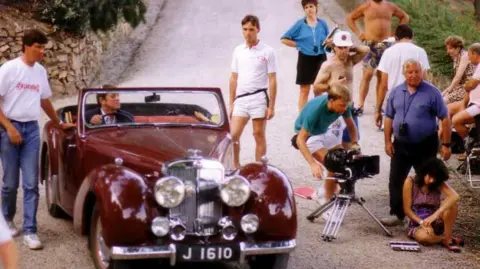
[{"xmin": 414, "ymin": 158, "xmax": 449, "ymax": 191}]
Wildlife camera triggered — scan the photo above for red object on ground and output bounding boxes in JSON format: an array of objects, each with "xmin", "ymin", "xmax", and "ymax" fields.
[{"xmin": 294, "ymin": 186, "xmax": 316, "ymax": 199}]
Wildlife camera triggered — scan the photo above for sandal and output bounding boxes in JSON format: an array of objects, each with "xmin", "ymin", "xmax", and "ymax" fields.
[
  {"xmin": 443, "ymin": 242, "xmax": 462, "ymax": 253},
  {"xmin": 450, "ymin": 236, "xmax": 465, "ymax": 247}
]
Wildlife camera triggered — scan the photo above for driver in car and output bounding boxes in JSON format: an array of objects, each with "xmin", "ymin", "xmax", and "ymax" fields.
[{"xmin": 85, "ymin": 91, "xmax": 134, "ymax": 125}]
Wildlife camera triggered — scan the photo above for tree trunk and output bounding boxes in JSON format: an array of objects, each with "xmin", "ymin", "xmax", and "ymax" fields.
[{"xmin": 476, "ymin": 0, "xmax": 480, "ymax": 21}]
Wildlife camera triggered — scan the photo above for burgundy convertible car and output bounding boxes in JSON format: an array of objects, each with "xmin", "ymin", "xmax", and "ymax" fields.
[{"xmin": 40, "ymin": 87, "xmax": 297, "ymax": 269}]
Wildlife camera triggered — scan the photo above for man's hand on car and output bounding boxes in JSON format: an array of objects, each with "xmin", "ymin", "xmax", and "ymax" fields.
[{"xmin": 90, "ymin": 115, "xmax": 103, "ymax": 125}]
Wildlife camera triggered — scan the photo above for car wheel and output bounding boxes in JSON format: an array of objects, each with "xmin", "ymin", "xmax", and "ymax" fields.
[
  {"xmin": 43, "ymin": 153, "xmax": 65, "ymax": 218},
  {"xmin": 89, "ymin": 204, "xmax": 136, "ymax": 269},
  {"xmin": 248, "ymin": 253, "xmax": 290, "ymax": 269}
]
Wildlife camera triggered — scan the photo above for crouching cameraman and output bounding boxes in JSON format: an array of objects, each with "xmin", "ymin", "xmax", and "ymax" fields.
[{"xmin": 292, "ymin": 84, "xmax": 360, "ymax": 219}]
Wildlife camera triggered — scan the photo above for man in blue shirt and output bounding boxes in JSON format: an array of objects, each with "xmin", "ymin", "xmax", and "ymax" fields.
[
  {"xmin": 381, "ymin": 59, "xmax": 452, "ymax": 226},
  {"xmin": 294, "ymin": 84, "xmax": 359, "ymax": 220}
]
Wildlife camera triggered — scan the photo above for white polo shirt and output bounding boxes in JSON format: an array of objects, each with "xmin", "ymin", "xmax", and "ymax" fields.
[
  {"xmin": 0, "ymin": 57, "xmax": 52, "ymax": 122},
  {"xmin": 231, "ymin": 41, "xmax": 277, "ymax": 96}
]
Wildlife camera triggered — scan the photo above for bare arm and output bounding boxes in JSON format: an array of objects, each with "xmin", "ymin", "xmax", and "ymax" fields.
[
  {"xmin": 296, "ymin": 128, "xmax": 316, "ymax": 165},
  {"xmin": 465, "ymin": 78, "xmax": 480, "ymax": 92},
  {"xmin": 344, "ymin": 117, "xmax": 358, "ymax": 143},
  {"xmin": 346, "ymin": 4, "xmax": 367, "ymax": 38},
  {"xmin": 447, "ymin": 53, "xmax": 470, "ymax": 90},
  {"xmin": 280, "ymin": 39, "xmax": 296, "ymax": 48},
  {"xmin": 0, "ymin": 109, "xmax": 16, "ymax": 134},
  {"xmin": 439, "ymin": 116, "xmax": 452, "ymax": 144},
  {"xmin": 392, "ymin": 3, "xmax": 409, "ymax": 24},
  {"xmin": 434, "ymin": 182, "xmax": 460, "ymax": 217},
  {"xmin": 268, "ymin": 73, "xmax": 277, "ymax": 109},
  {"xmin": 0, "ymin": 241, "xmax": 18, "ymax": 269},
  {"xmin": 376, "ymin": 72, "xmax": 389, "ymax": 112},
  {"xmin": 384, "ymin": 117, "xmax": 394, "ymax": 145},
  {"xmin": 351, "ymin": 45, "xmax": 370, "ymax": 65},
  {"xmin": 229, "ymin": 73, "xmax": 238, "ymax": 108},
  {"xmin": 403, "ymin": 177, "xmax": 422, "ymax": 224},
  {"xmin": 313, "ymin": 62, "xmax": 332, "ymax": 96},
  {"xmin": 40, "ymin": 99, "xmax": 61, "ymax": 127}
]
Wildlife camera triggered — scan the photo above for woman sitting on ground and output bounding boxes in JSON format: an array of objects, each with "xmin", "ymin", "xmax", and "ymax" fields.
[
  {"xmin": 442, "ymin": 35, "xmax": 476, "ymax": 105},
  {"xmin": 403, "ymin": 158, "xmax": 463, "ymax": 252}
]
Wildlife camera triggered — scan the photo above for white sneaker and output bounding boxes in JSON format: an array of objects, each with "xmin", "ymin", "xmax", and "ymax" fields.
[
  {"xmin": 23, "ymin": 234, "xmax": 43, "ymax": 250},
  {"xmin": 7, "ymin": 221, "xmax": 19, "ymax": 237}
]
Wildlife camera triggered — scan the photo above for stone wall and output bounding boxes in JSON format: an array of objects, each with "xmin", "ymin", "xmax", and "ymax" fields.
[{"xmin": 0, "ymin": 4, "xmax": 135, "ymax": 99}]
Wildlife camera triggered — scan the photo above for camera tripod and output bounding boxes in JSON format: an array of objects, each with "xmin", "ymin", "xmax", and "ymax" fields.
[{"xmin": 306, "ymin": 175, "xmax": 393, "ymax": 242}]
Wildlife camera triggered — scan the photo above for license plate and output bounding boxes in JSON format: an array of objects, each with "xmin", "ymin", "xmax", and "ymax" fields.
[{"xmin": 177, "ymin": 244, "xmax": 240, "ymax": 262}]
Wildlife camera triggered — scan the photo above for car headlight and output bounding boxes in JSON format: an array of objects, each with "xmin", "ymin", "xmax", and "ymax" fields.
[
  {"xmin": 220, "ymin": 176, "xmax": 250, "ymax": 207},
  {"xmin": 151, "ymin": 217, "xmax": 170, "ymax": 237},
  {"xmin": 241, "ymin": 214, "xmax": 259, "ymax": 234},
  {"xmin": 154, "ymin": 176, "xmax": 185, "ymax": 208}
]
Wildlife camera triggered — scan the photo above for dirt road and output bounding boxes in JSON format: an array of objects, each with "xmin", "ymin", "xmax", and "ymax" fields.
[{"xmin": 7, "ymin": 0, "xmax": 479, "ymax": 268}]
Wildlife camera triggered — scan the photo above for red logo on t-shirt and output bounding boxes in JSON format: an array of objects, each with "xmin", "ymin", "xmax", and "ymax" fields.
[
  {"xmin": 15, "ymin": 82, "xmax": 40, "ymax": 92},
  {"xmin": 258, "ymin": 56, "xmax": 267, "ymax": 62}
]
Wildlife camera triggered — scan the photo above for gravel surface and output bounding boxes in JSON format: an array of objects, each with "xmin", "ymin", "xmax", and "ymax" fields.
[{"xmin": 5, "ymin": 0, "xmax": 479, "ymax": 268}]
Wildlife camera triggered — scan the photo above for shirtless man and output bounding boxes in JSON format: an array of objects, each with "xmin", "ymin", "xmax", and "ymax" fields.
[
  {"xmin": 313, "ymin": 30, "xmax": 370, "ymax": 148},
  {"xmin": 346, "ymin": 0, "xmax": 409, "ymax": 115}
]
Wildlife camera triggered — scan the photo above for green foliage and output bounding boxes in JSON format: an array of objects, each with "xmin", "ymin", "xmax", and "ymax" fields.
[
  {"xmin": 35, "ymin": 0, "xmax": 146, "ymax": 35},
  {"xmin": 87, "ymin": 0, "xmax": 147, "ymax": 33},
  {"xmin": 391, "ymin": 0, "xmax": 479, "ymax": 77},
  {"xmin": 37, "ymin": 0, "xmax": 89, "ymax": 34}
]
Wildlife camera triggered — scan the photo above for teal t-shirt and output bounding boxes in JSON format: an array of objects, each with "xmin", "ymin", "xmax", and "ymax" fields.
[{"xmin": 294, "ymin": 95, "xmax": 352, "ymax": 135}]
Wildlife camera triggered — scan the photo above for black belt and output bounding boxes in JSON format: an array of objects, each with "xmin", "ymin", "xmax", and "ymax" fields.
[{"xmin": 235, "ymin": 88, "xmax": 269, "ymax": 108}]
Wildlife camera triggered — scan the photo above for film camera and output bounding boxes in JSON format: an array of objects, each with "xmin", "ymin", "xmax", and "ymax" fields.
[
  {"xmin": 324, "ymin": 148, "xmax": 380, "ymax": 180},
  {"xmin": 307, "ymin": 148, "xmax": 392, "ymax": 241}
]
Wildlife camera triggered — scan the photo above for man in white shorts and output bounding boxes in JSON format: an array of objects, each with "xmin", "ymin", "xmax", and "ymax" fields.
[
  {"xmin": 229, "ymin": 14, "xmax": 277, "ymax": 168},
  {"xmin": 452, "ymin": 43, "xmax": 480, "ymax": 139},
  {"xmin": 293, "ymin": 84, "xmax": 360, "ymax": 220}
]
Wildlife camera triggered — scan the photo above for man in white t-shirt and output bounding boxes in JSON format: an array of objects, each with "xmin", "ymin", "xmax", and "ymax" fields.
[
  {"xmin": 0, "ymin": 29, "xmax": 74, "ymax": 250},
  {"xmin": 229, "ymin": 15, "xmax": 277, "ymax": 168},
  {"xmin": 452, "ymin": 43, "xmax": 480, "ymax": 139},
  {"xmin": 375, "ymin": 24, "xmax": 431, "ymax": 128}
]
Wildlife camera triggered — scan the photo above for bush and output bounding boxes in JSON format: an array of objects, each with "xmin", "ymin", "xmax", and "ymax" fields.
[
  {"xmin": 391, "ymin": 0, "xmax": 479, "ymax": 78},
  {"xmin": 35, "ymin": 0, "xmax": 146, "ymax": 35},
  {"xmin": 36, "ymin": 0, "xmax": 89, "ymax": 34}
]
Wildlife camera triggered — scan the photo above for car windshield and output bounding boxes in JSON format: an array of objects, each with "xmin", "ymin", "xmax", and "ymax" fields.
[{"xmin": 83, "ymin": 90, "xmax": 224, "ymax": 128}]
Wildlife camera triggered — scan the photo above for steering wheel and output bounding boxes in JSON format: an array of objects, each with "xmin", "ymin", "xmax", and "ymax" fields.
[{"xmin": 101, "ymin": 111, "xmax": 135, "ymax": 124}]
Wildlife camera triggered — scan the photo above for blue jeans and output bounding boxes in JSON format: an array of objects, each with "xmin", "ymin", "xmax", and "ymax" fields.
[{"xmin": 0, "ymin": 120, "xmax": 40, "ymax": 234}]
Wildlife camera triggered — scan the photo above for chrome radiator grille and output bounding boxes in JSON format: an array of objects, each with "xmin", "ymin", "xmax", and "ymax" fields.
[{"xmin": 168, "ymin": 160, "xmax": 223, "ymax": 235}]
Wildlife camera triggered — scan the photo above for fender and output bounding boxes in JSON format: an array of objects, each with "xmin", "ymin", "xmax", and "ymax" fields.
[
  {"xmin": 40, "ymin": 123, "xmax": 59, "ymax": 183},
  {"xmin": 237, "ymin": 162, "xmax": 297, "ymax": 241},
  {"xmin": 73, "ymin": 164, "xmax": 153, "ymax": 247}
]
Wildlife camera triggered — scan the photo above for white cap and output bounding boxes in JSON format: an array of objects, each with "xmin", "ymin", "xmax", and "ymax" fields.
[{"xmin": 333, "ymin": 31, "xmax": 353, "ymax": 47}]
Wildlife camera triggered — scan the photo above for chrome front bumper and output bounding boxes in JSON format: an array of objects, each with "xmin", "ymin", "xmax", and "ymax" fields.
[{"xmin": 111, "ymin": 239, "xmax": 296, "ymax": 266}]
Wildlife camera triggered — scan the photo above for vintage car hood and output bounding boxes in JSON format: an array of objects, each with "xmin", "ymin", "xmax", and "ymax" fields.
[{"xmin": 85, "ymin": 127, "xmax": 232, "ymax": 170}]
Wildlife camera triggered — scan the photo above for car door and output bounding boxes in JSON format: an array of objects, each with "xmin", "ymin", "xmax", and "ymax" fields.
[{"xmin": 58, "ymin": 127, "xmax": 80, "ymax": 215}]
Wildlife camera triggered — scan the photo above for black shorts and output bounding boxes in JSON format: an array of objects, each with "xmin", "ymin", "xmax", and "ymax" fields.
[{"xmin": 296, "ymin": 51, "xmax": 327, "ymax": 85}]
